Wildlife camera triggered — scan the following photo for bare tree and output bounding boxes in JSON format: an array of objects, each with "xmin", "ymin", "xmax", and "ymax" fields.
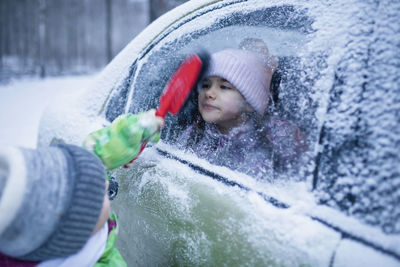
[
  {"xmin": 149, "ymin": 0, "xmax": 187, "ymax": 22},
  {"xmin": 0, "ymin": 1, "xmax": 4, "ymax": 71},
  {"xmin": 105, "ymin": 0, "xmax": 112, "ymax": 62},
  {"xmin": 38, "ymin": 0, "xmax": 46, "ymax": 78}
]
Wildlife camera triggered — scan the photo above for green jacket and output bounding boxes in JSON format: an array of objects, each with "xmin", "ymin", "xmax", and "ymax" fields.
[{"xmin": 94, "ymin": 213, "xmax": 126, "ymax": 267}]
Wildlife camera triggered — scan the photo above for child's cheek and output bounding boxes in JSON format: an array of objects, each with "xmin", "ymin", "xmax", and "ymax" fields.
[{"xmin": 224, "ymin": 100, "xmax": 245, "ymax": 115}]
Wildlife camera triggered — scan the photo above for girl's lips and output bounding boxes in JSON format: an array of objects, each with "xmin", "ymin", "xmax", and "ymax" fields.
[{"xmin": 202, "ymin": 103, "xmax": 218, "ymax": 110}]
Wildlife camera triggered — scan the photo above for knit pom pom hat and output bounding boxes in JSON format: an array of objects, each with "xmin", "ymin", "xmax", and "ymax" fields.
[
  {"xmin": 0, "ymin": 144, "xmax": 105, "ymax": 261},
  {"xmin": 201, "ymin": 48, "xmax": 278, "ymax": 115}
]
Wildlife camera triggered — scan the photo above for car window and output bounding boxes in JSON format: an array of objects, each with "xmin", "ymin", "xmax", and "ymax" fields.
[{"xmin": 111, "ymin": 4, "xmax": 314, "ymax": 180}]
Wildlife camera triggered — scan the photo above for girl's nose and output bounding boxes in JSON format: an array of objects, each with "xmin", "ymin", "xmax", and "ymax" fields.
[{"xmin": 205, "ymin": 85, "xmax": 217, "ymax": 99}]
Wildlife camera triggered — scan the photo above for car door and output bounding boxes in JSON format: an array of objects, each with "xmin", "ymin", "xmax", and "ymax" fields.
[{"xmin": 39, "ymin": 0, "xmax": 400, "ymax": 266}]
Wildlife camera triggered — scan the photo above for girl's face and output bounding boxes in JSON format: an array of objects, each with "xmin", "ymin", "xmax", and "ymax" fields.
[{"xmin": 198, "ymin": 76, "xmax": 253, "ymax": 134}]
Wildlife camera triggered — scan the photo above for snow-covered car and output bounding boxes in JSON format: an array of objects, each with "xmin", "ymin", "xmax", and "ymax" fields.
[{"xmin": 38, "ymin": 0, "xmax": 400, "ymax": 266}]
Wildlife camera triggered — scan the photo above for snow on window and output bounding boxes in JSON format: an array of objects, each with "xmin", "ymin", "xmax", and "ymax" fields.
[
  {"xmin": 121, "ymin": 4, "xmax": 312, "ymax": 179},
  {"xmin": 105, "ymin": 0, "xmax": 400, "ymax": 236},
  {"xmin": 310, "ymin": 0, "xmax": 400, "ymax": 235}
]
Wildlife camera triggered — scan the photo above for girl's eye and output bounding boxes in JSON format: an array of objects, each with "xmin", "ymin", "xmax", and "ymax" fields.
[
  {"xmin": 201, "ymin": 83, "xmax": 210, "ymax": 89},
  {"xmin": 220, "ymin": 84, "xmax": 232, "ymax": 90}
]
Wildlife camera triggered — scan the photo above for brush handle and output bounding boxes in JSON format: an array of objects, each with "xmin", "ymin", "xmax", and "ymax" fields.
[{"xmin": 155, "ymin": 96, "xmax": 171, "ymax": 118}]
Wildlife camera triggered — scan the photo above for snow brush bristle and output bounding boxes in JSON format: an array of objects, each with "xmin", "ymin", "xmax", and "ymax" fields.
[{"xmin": 155, "ymin": 50, "xmax": 210, "ymax": 118}]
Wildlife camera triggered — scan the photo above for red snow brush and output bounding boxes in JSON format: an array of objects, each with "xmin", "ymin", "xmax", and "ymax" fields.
[
  {"xmin": 155, "ymin": 52, "xmax": 208, "ymax": 118},
  {"xmin": 123, "ymin": 51, "xmax": 209, "ymax": 168}
]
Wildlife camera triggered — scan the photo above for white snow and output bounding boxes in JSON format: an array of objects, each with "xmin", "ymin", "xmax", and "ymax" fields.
[
  {"xmin": 0, "ymin": 74, "xmax": 97, "ymax": 148},
  {"xmin": 152, "ymin": 142, "xmax": 400, "ymax": 260},
  {"xmin": 333, "ymin": 239, "xmax": 400, "ymax": 267}
]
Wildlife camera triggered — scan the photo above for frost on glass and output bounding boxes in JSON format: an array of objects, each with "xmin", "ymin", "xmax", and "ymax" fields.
[
  {"xmin": 311, "ymin": 1, "xmax": 400, "ymax": 234},
  {"xmin": 124, "ymin": 5, "xmax": 313, "ymax": 181},
  {"xmin": 105, "ymin": 64, "xmax": 137, "ymax": 122}
]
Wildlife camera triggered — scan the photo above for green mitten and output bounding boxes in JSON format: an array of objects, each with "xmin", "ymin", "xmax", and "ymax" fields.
[{"xmin": 83, "ymin": 112, "xmax": 161, "ymax": 170}]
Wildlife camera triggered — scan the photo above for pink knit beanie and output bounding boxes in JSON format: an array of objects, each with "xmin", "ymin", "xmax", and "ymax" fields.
[{"xmin": 202, "ymin": 48, "xmax": 278, "ymax": 115}]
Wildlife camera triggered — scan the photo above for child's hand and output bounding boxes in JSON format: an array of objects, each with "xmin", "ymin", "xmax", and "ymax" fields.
[
  {"xmin": 139, "ymin": 109, "xmax": 165, "ymax": 137},
  {"xmin": 83, "ymin": 110, "xmax": 165, "ymax": 170},
  {"xmin": 150, "ymin": 109, "xmax": 165, "ymax": 130}
]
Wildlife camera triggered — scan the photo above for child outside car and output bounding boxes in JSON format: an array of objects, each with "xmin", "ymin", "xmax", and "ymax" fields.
[{"xmin": 0, "ymin": 110, "xmax": 164, "ymax": 266}]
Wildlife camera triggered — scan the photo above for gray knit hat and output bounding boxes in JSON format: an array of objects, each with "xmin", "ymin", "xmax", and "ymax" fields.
[
  {"xmin": 0, "ymin": 144, "xmax": 105, "ymax": 261},
  {"xmin": 201, "ymin": 48, "xmax": 278, "ymax": 115}
]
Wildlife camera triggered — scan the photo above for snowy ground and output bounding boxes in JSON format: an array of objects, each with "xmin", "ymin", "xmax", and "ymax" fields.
[{"xmin": 0, "ymin": 74, "xmax": 98, "ymax": 148}]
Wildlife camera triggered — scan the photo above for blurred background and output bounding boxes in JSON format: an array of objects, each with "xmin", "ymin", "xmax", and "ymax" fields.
[
  {"xmin": 0, "ymin": 0, "xmax": 187, "ymax": 148},
  {"xmin": 0, "ymin": 0, "xmax": 188, "ymax": 82}
]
